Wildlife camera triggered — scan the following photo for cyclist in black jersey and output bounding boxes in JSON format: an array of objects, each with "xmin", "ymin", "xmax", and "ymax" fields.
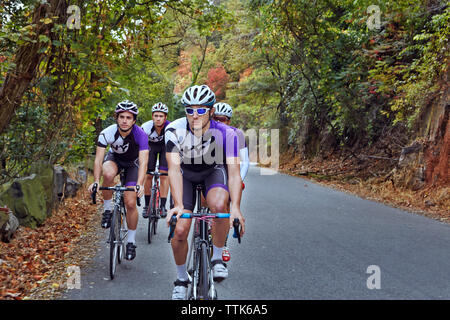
[
  {"xmin": 141, "ymin": 102, "xmax": 170, "ymax": 219},
  {"xmin": 88, "ymin": 100, "xmax": 149, "ymax": 260},
  {"xmin": 165, "ymin": 85, "xmax": 245, "ymax": 300}
]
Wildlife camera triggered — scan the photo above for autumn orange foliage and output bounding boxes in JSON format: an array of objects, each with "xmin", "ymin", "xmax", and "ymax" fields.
[{"xmin": 0, "ymin": 190, "xmax": 99, "ymax": 300}]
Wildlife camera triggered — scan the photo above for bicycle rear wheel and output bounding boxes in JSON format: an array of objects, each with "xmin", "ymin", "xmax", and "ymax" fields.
[
  {"xmin": 148, "ymin": 189, "xmax": 156, "ymax": 244},
  {"xmin": 109, "ymin": 206, "xmax": 119, "ymax": 279}
]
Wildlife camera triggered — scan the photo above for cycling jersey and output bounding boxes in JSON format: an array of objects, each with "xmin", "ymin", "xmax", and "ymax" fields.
[
  {"xmin": 141, "ymin": 120, "xmax": 171, "ymax": 145},
  {"xmin": 141, "ymin": 120, "xmax": 171, "ymax": 172},
  {"xmin": 226, "ymin": 125, "xmax": 249, "ymax": 180},
  {"xmin": 97, "ymin": 124, "xmax": 148, "ymax": 187},
  {"xmin": 228, "ymin": 125, "xmax": 246, "ymax": 149},
  {"xmin": 165, "ymin": 118, "xmax": 239, "ymax": 210},
  {"xmin": 97, "ymin": 124, "xmax": 149, "ymax": 162},
  {"xmin": 165, "ymin": 118, "xmax": 239, "ymax": 172}
]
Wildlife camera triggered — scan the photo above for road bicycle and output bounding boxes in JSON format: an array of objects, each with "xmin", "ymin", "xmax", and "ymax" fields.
[
  {"xmin": 92, "ymin": 170, "xmax": 140, "ymax": 279},
  {"xmin": 146, "ymin": 168, "xmax": 168, "ymax": 244},
  {"xmin": 168, "ymin": 184, "xmax": 241, "ymax": 300}
]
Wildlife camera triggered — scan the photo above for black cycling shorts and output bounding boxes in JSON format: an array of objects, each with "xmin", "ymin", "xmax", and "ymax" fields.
[
  {"xmin": 181, "ymin": 164, "xmax": 228, "ymax": 211},
  {"xmin": 148, "ymin": 142, "xmax": 168, "ymax": 173},
  {"xmin": 103, "ymin": 151, "xmax": 139, "ymax": 187}
]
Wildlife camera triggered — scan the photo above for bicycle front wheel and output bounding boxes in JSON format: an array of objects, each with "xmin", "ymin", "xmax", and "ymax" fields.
[
  {"xmin": 199, "ymin": 242, "xmax": 210, "ymax": 300},
  {"xmin": 148, "ymin": 189, "xmax": 156, "ymax": 244},
  {"xmin": 109, "ymin": 206, "xmax": 119, "ymax": 279}
]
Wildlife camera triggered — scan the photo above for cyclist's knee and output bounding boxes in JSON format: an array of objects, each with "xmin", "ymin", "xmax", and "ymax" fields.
[
  {"xmin": 103, "ymin": 171, "xmax": 115, "ymax": 183},
  {"xmin": 209, "ymin": 201, "xmax": 228, "ymax": 214},
  {"xmin": 173, "ymin": 229, "xmax": 189, "ymax": 241},
  {"xmin": 174, "ymin": 223, "xmax": 190, "ymax": 240},
  {"xmin": 124, "ymin": 195, "xmax": 137, "ymax": 209}
]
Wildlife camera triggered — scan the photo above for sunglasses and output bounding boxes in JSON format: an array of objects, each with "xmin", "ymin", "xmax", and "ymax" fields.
[
  {"xmin": 185, "ymin": 107, "xmax": 210, "ymax": 116},
  {"xmin": 213, "ymin": 116, "xmax": 229, "ymax": 122}
]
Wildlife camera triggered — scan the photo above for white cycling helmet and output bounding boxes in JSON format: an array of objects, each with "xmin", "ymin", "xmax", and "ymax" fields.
[
  {"xmin": 152, "ymin": 102, "xmax": 168, "ymax": 114},
  {"xmin": 181, "ymin": 85, "xmax": 216, "ymax": 107},
  {"xmin": 115, "ymin": 100, "xmax": 138, "ymax": 115},
  {"xmin": 213, "ymin": 102, "xmax": 233, "ymax": 119}
]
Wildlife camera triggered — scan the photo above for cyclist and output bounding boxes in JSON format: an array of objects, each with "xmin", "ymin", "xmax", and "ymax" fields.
[
  {"xmin": 213, "ymin": 102, "xmax": 249, "ymax": 261},
  {"xmin": 141, "ymin": 102, "xmax": 171, "ymax": 219},
  {"xmin": 88, "ymin": 100, "xmax": 149, "ymax": 261},
  {"xmin": 213, "ymin": 102, "xmax": 249, "ymax": 183},
  {"xmin": 165, "ymin": 85, "xmax": 245, "ymax": 300}
]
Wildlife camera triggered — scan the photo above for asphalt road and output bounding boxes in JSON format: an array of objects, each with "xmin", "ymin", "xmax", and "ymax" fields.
[{"xmin": 63, "ymin": 165, "xmax": 450, "ymax": 300}]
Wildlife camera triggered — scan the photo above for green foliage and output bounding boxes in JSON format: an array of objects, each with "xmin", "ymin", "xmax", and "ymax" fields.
[{"xmin": 0, "ymin": 0, "xmax": 447, "ymax": 181}]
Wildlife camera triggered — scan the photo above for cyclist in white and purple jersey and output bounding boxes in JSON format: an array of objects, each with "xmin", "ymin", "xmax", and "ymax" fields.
[
  {"xmin": 213, "ymin": 102, "xmax": 249, "ymax": 182},
  {"xmin": 165, "ymin": 85, "xmax": 245, "ymax": 300},
  {"xmin": 213, "ymin": 102, "xmax": 249, "ymax": 262},
  {"xmin": 88, "ymin": 100, "xmax": 149, "ymax": 261},
  {"xmin": 141, "ymin": 102, "xmax": 171, "ymax": 219}
]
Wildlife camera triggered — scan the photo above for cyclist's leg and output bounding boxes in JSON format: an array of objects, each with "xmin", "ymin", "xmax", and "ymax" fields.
[
  {"xmin": 102, "ymin": 153, "xmax": 119, "ymax": 203},
  {"xmin": 143, "ymin": 173, "xmax": 153, "ymax": 218},
  {"xmin": 158, "ymin": 148, "xmax": 169, "ymax": 216},
  {"xmin": 204, "ymin": 165, "xmax": 230, "ymax": 248},
  {"xmin": 204, "ymin": 165, "xmax": 230, "ymax": 281},
  {"xmin": 101, "ymin": 153, "xmax": 119, "ymax": 228},
  {"xmin": 144, "ymin": 147, "xmax": 157, "ymax": 217},
  {"xmin": 123, "ymin": 163, "xmax": 139, "ymax": 259},
  {"xmin": 171, "ymin": 174, "xmax": 195, "ymax": 266},
  {"xmin": 206, "ymin": 187, "xmax": 229, "ymax": 248},
  {"xmin": 171, "ymin": 174, "xmax": 195, "ymax": 299}
]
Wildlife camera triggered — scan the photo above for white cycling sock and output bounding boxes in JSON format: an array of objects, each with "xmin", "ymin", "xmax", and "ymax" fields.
[
  {"xmin": 103, "ymin": 199, "xmax": 112, "ymax": 211},
  {"xmin": 176, "ymin": 264, "xmax": 189, "ymax": 281},
  {"xmin": 127, "ymin": 229, "xmax": 136, "ymax": 244},
  {"xmin": 212, "ymin": 245, "xmax": 223, "ymax": 262}
]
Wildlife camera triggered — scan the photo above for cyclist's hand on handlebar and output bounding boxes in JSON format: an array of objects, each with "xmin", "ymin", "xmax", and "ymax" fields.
[
  {"xmin": 88, "ymin": 182, "xmax": 99, "ymax": 193},
  {"xmin": 230, "ymin": 206, "xmax": 245, "ymax": 238},
  {"xmin": 134, "ymin": 184, "xmax": 144, "ymax": 198},
  {"xmin": 166, "ymin": 206, "xmax": 184, "ymax": 227}
]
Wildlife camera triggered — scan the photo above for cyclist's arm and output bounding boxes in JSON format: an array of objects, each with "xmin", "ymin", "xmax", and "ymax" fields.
[
  {"xmin": 93, "ymin": 146, "xmax": 106, "ymax": 185},
  {"xmin": 239, "ymin": 147, "xmax": 249, "ymax": 181},
  {"xmin": 226, "ymin": 156, "xmax": 245, "ymax": 236},
  {"xmin": 166, "ymin": 152, "xmax": 183, "ymax": 216},
  {"xmin": 137, "ymin": 149, "xmax": 149, "ymax": 187}
]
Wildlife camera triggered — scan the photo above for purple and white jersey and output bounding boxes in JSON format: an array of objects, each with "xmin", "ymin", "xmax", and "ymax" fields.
[
  {"xmin": 97, "ymin": 124, "xmax": 149, "ymax": 162},
  {"xmin": 141, "ymin": 120, "xmax": 170, "ymax": 145},
  {"xmin": 228, "ymin": 125, "xmax": 246, "ymax": 150},
  {"xmin": 165, "ymin": 118, "xmax": 239, "ymax": 172}
]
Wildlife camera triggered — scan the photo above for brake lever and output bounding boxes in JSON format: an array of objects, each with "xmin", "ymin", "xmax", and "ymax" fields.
[{"xmin": 168, "ymin": 216, "xmax": 177, "ymax": 243}]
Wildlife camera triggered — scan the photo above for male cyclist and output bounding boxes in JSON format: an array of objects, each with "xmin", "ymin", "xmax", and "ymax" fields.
[
  {"xmin": 213, "ymin": 102, "xmax": 249, "ymax": 182},
  {"xmin": 88, "ymin": 100, "xmax": 149, "ymax": 260},
  {"xmin": 141, "ymin": 102, "xmax": 170, "ymax": 219},
  {"xmin": 165, "ymin": 85, "xmax": 245, "ymax": 300},
  {"xmin": 213, "ymin": 102, "xmax": 249, "ymax": 261}
]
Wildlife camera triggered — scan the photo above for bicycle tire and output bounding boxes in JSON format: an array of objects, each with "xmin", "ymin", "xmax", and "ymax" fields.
[
  {"xmin": 117, "ymin": 203, "xmax": 125, "ymax": 264},
  {"xmin": 154, "ymin": 189, "xmax": 160, "ymax": 235},
  {"xmin": 148, "ymin": 189, "xmax": 156, "ymax": 244},
  {"xmin": 109, "ymin": 206, "xmax": 119, "ymax": 279},
  {"xmin": 199, "ymin": 242, "xmax": 210, "ymax": 300}
]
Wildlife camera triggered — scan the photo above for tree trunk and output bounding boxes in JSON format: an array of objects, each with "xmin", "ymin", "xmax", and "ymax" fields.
[{"xmin": 0, "ymin": 0, "xmax": 68, "ymax": 135}]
